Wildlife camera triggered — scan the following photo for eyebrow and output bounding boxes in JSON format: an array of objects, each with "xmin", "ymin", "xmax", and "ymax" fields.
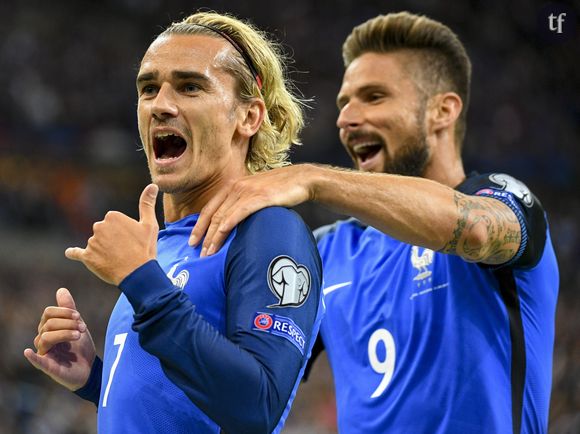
[
  {"xmin": 336, "ymin": 83, "xmax": 389, "ymax": 108},
  {"xmin": 336, "ymin": 94, "xmax": 349, "ymax": 109},
  {"xmin": 136, "ymin": 70, "xmax": 211, "ymax": 86},
  {"xmin": 136, "ymin": 71, "xmax": 157, "ymax": 86}
]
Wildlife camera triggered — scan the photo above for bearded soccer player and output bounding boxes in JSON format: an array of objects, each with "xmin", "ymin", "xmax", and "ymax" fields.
[
  {"xmin": 24, "ymin": 12, "xmax": 323, "ymax": 434},
  {"xmin": 189, "ymin": 12, "xmax": 559, "ymax": 434}
]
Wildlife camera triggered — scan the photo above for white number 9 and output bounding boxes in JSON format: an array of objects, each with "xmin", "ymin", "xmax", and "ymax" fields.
[{"xmin": 367, "ymin": 328, "xmax": 396, "ymax": 399}]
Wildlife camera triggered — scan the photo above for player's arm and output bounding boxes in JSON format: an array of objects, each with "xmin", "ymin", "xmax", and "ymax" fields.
[
  {"xmin": 192, "ymin": 164, "xmax": 522, "ymax": 265},
  {"xmin": 122, "ymin": 208, "xmax": 322, "ymax": 433},
  {"xmin": 307, "ymin": 166, "xmax": 527, "ymax": 265}
]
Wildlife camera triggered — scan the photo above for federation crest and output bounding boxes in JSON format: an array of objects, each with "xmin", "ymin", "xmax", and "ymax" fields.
[
  {"xmin": 411, "ymin": 246, "xmax": 434, "ymax": 281},
  {"xmin": 167, "ymin": 258, "xmax": 190, "ymax": 290},
  {"xmin": 267, "ymin": 256, "xmax": 311, "ymax": 307}
]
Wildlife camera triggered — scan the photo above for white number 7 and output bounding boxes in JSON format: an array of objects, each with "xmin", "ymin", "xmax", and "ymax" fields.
[
  {"xmin": 367, "ymin": 328, "xmax": 396, "ymax": 399},
  {"xmin": 102, "ymin": 333, "xmax": 128, "ymax": 407}
]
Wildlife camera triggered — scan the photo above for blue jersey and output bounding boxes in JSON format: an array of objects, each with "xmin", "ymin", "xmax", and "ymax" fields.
[
  {"xmin": 312, "ymin": 173, "xmax": 558, "ymax": 434},
  {"xmin": 76, "ymin": 207, "xmax": 323, "ymax": 433}
]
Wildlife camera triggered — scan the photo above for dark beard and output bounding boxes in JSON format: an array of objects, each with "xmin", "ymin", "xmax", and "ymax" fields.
[{"xmin": 383, "ymin": 134, "xmax": 430, "ymax": 177}]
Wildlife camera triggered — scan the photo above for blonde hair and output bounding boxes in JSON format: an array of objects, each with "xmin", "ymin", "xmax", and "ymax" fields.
[
  {"xmin": 343, "ymin": 12, "xmax": 472, "ymax": 147},
  {"xmin": 160, "ymin": 11, "xmax": 305, "ymax": 173}
]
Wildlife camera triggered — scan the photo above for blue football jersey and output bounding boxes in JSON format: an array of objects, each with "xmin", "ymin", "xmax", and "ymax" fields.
[
  {"xmin": 77, "ymin": 207, "xmax": 323, "ymax": 433},
  {"xmin": 314, "ymin": 173, "xmax": 558, "ymax": 434}
]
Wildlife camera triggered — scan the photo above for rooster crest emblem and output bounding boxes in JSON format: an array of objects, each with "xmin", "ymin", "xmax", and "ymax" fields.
[
  {"xmin": 167, "ymin": 257, "xmax": 190, "ymax": 290},
  {"xmin": 411, "ymin": 247, "xmax": 434, "ymax": 281}
]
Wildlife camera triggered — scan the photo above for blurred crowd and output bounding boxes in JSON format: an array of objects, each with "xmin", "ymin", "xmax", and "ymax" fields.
[{"xmin": 0, "ymin": 0, "xmax": 578, "ymax": 433}]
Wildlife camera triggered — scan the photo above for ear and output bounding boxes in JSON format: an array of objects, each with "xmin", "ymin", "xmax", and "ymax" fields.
[
  {"xmin": 426, "ymin": 92, "xmax": 463, "ymax": 135},
  {"xmin": 236, "ymin": 98, "xmax": 266, "ymax": 139}
]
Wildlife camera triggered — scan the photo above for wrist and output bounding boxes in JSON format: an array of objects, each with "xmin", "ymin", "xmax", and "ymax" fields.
[
  {"xmin": 303, "ymin": 163, "xmax": 326, "ymax": 203},
  {"xmin": 115, "ymin": 256, "xmax": 156, "ymax": 287}
]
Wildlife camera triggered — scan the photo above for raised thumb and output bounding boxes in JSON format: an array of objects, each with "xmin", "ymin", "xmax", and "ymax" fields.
[
  {"xmin": 56, "ymin": 287, "xmax": 77, "ymax": 310},
  {"xmin": 139, "ymin": 184, "xmax": 159, "ymax": 225}
]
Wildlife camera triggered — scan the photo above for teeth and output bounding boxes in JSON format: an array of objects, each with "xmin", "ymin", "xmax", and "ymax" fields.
[
  {"xmin": 154, "ymin": 132, "xmax": 178, "ymax": 138},
  {"xmin": 353, "ymin": 143, "xmax": 381, "ymax": 153}
]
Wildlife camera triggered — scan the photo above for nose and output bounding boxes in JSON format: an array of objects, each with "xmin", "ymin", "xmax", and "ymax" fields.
[
  {"xmin": 336, "ymin": 101, "xmax": 363, "ymax": 130},
  {"xmin": 151, "ymin": 83, "xmax": 178, "ymax": 120}
]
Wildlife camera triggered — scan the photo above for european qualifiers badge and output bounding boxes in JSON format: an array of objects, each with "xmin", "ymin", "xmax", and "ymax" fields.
[
  {"xmin": 488, "ymin": 173, "xmax": 534, "ymax": 207},
  {"xmin": 267, "ymin": 256, "xmax": 311, "ymax": 308}
]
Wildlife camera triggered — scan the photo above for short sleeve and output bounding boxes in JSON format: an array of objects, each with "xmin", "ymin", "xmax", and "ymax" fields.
[{"xmin": 456, "ymin": 173, "xmax": 547, "ymax": 268}]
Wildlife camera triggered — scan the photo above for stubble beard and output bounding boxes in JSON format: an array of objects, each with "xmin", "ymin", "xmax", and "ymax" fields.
[
  {"xmin": 148, "ymin": 161, "xmax": 195, "ymax": 195},
  {"xmin": 382, "ymin": 107, "xmax": 430, "ymax": 177},
  {"xmin": 383, "ymin": 133, "xmax": 430, "ymax": 177}
]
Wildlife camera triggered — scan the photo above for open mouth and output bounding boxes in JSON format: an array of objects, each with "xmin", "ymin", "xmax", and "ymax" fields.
[
  {"xmin": 153, "ymin": 133, "xmax": 187, "ymax": 160},
  {"xmin": 352, "ymin": 143, "xmax": 383, "ymax": 163}
]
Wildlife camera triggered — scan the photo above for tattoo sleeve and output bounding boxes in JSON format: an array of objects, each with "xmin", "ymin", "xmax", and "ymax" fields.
[{"xmin": 440, "ymin": 192, "xmax": 522, "ymax": 264}]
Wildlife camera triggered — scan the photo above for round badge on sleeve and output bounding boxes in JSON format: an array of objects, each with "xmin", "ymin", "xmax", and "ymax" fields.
[
  {"xmin": 267, "ymin": 256, "xmax": 312, "ymax": 308},
  {"xmin": 489, "ymin": 173, "xmax": 534, "ymax": 207}
]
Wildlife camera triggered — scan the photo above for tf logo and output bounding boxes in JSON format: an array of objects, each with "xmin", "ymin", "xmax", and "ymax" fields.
[{"xmin": 267, "ymin": 256, "xmax": 311, "ymax": 307}]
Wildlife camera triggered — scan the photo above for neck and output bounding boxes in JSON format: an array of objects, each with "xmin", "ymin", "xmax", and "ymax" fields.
[
  {"xmin": 162, "ymin": 166, "xmax": 248, "ymax": 223},
  {"xmin": 423, "ymin": 132, "xmax": 466, "ymax": 188},
  {"xmin": 423, "ymin": 156, "xmax": 465, "ymax": 188},
  {"xmin": 162, "ymin": 184, "xmax": 217, "ymax": 223}
]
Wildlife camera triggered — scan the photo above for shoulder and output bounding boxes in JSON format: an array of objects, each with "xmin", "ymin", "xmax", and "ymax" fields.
[
  {"xmin": 456, "ymin": 173, "xmax": 540, "ymax": 208},
  {"xmin": 313, "ymin": 217, "xmax": 365, "ymax": 244},
  {"xmin": 228, "ymin": 207, "xmax": 319, "ymax": 264},
  {"xmin": 240, "ymin": 206, "xmax": 307, "ymax": 229},
  {"xmin": 234, "ymin": 207, "xmax": 314, "ymax": 245},
  {"xmin": 225, "ymin": 206, "xmax": 322, "ymax": 298}
]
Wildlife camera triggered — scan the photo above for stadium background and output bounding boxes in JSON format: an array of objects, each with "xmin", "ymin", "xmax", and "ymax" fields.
[{"xmin": 0, "ymin": 0, "xmax": 578, "ymax": 432}]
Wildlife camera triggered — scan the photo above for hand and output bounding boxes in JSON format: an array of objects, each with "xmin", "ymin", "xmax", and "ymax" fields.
[
  {"xmin": 65, "ymin": 184, "xmax": 160, "ymax": 286},
  {"xmin": 189, "ymin": 164, "xmax": 314, "ymax": 257},
  {"xmin": 24, "ymin": 288, "xmax": 96, "ymax": 391}
]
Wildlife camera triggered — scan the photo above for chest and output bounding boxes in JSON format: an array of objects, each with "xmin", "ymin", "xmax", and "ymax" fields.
[
  {"xmin": 108, "ymin": 238, "xmax": 229, "ymax": 338},
  {"xmin": 321, "ymin": 229, "xmax": 450, "ymax": 316},
  {"xmin": 318, "ymin": 226, "xmax": 502, "ymax": 345}
]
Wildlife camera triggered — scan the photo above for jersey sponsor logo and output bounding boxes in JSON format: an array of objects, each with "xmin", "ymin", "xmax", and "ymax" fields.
[
  {"xmin": 488, "ymin": 173, "xmax": 534, "ymax": 207},
  {"xmin": 251, "ymin": 312, "xmax": 306, "ymax": 355},
  {"xmin": 267, "ymin": 256, "xmax": 311, "ymax": 307},
  {"xmin": 166, "ymin": 257, "xmax": 190, "ymax": 290},
  {"xmin": 411, "ymin": 246, "xmax": 434, "ymax": 281}
]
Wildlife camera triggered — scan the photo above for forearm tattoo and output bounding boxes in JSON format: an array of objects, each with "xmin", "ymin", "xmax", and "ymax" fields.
[{"xmin": 440, "ymin": 192, "xmax": 521, "ymax": 264}]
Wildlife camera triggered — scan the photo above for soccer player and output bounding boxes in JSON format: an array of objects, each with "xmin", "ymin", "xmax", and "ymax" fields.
[
  {"xmin": 189, "ymin": 12, "xmax": 559, "ymax": 433},
  {"xmin": 23, "ymin": 12, "xmax": 323, "ymax": 434}
]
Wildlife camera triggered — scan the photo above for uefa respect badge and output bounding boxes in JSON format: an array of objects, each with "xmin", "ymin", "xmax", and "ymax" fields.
[{"xmin": 252, "ymin": 312, "xmax": 306, "ymax": 355}]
